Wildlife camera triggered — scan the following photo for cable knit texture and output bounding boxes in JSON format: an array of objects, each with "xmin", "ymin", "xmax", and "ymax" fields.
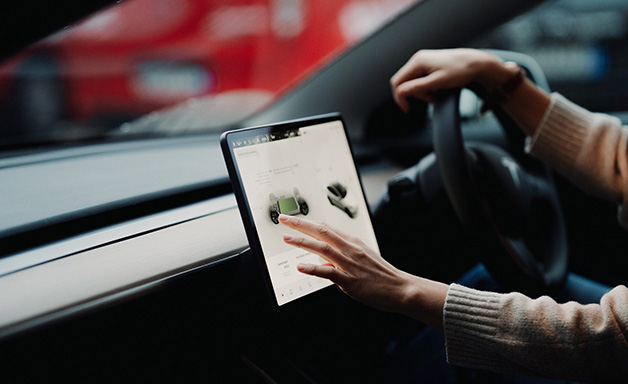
[{"xmin": 444, "ymin": 93, "xmax": 628, "ymax": 382}]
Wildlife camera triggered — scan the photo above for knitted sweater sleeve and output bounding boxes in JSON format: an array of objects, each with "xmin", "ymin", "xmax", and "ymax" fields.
[
  {"xmin": 444, "ymin": 284, "xmax": 628, "ymax": 382},
  {"xmin": 525, "ymin": 93, "xmax": 628, "ymax": 228},
  {"xmin": 443, "ymin": 94, "xmax": 628, "ymax": 381}
]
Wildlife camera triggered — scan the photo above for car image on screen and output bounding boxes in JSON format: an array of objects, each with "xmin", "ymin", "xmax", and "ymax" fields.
[{"xmin": 269, "ymin": 187, "xmax": 309, "ymax": 224}]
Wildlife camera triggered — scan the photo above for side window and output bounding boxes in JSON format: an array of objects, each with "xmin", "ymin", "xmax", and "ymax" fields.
[{"xmin": 478, "ymin": 0, "xmax": 628, "ymax": 113}]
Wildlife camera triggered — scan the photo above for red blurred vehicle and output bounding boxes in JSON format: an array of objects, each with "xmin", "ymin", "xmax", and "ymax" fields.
[{"xmin": 0, "ymin": 0, "xmax": 415, "ymax": 140}]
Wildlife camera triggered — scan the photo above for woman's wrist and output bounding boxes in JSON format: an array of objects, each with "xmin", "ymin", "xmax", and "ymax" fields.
[
  {"xmin": 398, "ymin": 273, "xmax": 448, "ymax": 331},
  {"xmin": 471, "ymin": 54, "xmax": 549, "ymax": 129},
  {"xmin": 480, "ymin": 62, "xmax": 526, "ymax": 113},
  {"xmin": 474, "ymin": 55, "xmax": 518, "ymax": 92}
]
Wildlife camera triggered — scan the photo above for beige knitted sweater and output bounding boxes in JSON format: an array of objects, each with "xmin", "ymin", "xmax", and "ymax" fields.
[{"xmin": 443, "ymin": 94, "xmax": 628, "ymax": 383}]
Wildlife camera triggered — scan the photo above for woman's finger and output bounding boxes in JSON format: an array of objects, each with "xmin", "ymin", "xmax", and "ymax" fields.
[
  {"xmin": 279, "ymin": 215, "xmax": 357, "ymax": 255},
  {"xmin": 391, "ymin": 62, "xmax": 428, "ymax": 111},
  {"xmin": 296, "ymin": 263, "xmax": 347, "ymax": 285},
  {"xmin": 394, "ymin": 77, "xmax": 434, "ymax": 107},
  {"xmin": 283, "ymin": 233, "xmax": 347, "ymax": 267},
  {"xmin": 400, "ymin": 68, "xmax": 466, "ymax": 100},
  {"xmin": 390, "ymin": 51, "xmax": 430, "ymax": 89}
]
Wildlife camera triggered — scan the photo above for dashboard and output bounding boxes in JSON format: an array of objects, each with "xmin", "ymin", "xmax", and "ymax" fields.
[{"xmin": 0, "ymin": 163, "xmax": 400, "ymax": 340}]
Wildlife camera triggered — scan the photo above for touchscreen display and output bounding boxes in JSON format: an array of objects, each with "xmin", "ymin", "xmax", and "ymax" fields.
[{"xmin": 229, "ymin": 119, "xmax": 380, "ymax": 306}]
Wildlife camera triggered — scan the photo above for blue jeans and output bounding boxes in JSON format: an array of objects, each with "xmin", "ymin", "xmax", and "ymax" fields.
[{"xmin": 383, "ymin": 264, "xmax": 612, "ymax": 384}]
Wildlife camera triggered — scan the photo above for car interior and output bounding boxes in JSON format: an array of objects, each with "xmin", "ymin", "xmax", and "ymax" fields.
[{"xmin": 1, "ymin": 0, "xmax": 628, "ymax": 382}]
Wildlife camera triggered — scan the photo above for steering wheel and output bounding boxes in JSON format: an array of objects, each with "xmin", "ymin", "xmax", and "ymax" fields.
[{"xmin": 432, "ymin": 88, "xmax": 568, "ymax": 295}]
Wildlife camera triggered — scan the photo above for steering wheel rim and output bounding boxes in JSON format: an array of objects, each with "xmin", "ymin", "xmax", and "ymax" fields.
[{"xmin": 432, "ymin": 89, "xmax": 568, "ymax": 294}]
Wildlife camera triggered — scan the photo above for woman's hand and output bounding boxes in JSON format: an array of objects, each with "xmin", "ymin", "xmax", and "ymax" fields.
[
  {"xmin": 390, "ymin": 48, "xmax": 507, "ymax": 112},
  {"xmin": 279, "ymin": 214, "xmax": 448, "ymax": 330},
  {"xmin": 390, "ymin": 48, "xmax": 551, "ymax": 136}
]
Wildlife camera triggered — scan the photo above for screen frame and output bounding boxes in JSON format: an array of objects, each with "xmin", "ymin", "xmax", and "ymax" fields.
[{"xmin": 220, "ymin": 112, "xmax": 376, "ymax": 313}]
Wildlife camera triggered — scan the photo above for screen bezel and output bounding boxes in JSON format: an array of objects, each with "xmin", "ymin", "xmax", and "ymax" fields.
[{"xmin": 220, "ymin": 113, "xmax": 376, "ymax": 312}]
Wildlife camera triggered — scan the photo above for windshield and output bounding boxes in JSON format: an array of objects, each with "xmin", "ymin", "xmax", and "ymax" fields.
[{"xmin": 0, "ymin": 0, "xmax": 419, "ymax": 149}]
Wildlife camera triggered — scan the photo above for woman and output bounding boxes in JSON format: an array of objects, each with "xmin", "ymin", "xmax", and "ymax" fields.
[{"xmin": 279, "ymin": 49, "xmax": 628, "ymax": 383}]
